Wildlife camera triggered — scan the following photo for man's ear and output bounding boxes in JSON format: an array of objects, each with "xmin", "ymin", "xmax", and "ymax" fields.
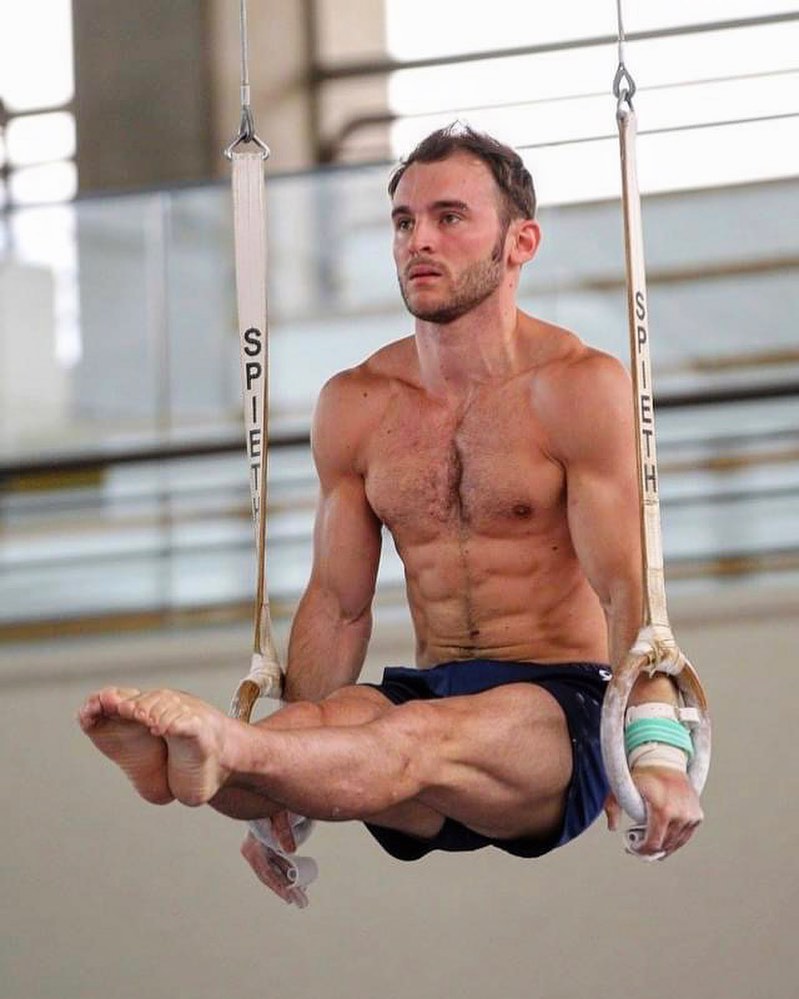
[{"xmin": 509, "ymin": 219, "xmax": 541, "ymax": 266}]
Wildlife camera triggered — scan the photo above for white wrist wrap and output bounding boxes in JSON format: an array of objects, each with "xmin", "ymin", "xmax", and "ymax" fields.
[
  {"xmin": 249, "ymin": 812, "xmax": 315, "ymax": 851},
  {"xmin": 627, "ymin": 742, "xmax": 688, "ymax": 773}
]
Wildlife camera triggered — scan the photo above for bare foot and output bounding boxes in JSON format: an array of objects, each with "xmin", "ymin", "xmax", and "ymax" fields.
[
  {"xmin": 78, "ymin": 687, "xmax": 173, "ymax": 804},
  {"xmin": 112, "ymin": 689, "xmax": 236, "ymax": 807}
]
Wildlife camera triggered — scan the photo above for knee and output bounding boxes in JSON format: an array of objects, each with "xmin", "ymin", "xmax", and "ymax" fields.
[
  {"xmin": 318, "ymin": 685, "xmax": 390, "ymax": 726},
  {"xmin": 264, "ymin": 700, "xmax": 325, "ymax": 730}
]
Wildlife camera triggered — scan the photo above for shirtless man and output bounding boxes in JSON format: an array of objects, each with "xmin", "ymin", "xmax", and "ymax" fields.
[{"xmin": 79, "ymin": 125, "xmax": 703, "ymax": 902}]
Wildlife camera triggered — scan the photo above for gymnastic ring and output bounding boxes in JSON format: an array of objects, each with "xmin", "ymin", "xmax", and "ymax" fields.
[
  {"xmin": 229, "ymin": 659, "xmax": 284, "ymax": 722},
  {"xmin": 600, "ymin": 645, "xmax": 711, "ymax": 825}
]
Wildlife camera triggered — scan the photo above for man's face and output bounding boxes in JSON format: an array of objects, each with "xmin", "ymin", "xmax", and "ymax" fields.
[{"xmin": 391, "ymin": 152, "xmax": 509, "ymax": 325}]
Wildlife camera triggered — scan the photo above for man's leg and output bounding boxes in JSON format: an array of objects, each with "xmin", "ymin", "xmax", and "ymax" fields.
[
  {"xmin": 207, "ymin": 686, "xmax": 399, "ymax": 820},
  {"xmin": 80, "ymin": 681, "xmax": 573, "ymax": 842},
  {"xmin": 78, "ymin": 684, "xmax": 391, "ymax": 813},
  {"xmin": 247, "ymin": 683, "xmax": 573, "ymax": 841}
]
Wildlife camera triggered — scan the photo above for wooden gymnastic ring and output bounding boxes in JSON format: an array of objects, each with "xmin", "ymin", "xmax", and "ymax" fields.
[
  {"xmin": 600, "ymin": 647, "xmax": 711, "ymax": 824},
  {"xmin": 229, "ymin": 663, "xmax": 284, "ymax": 722}
]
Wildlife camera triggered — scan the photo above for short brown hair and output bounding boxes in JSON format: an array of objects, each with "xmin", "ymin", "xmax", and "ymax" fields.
[{"xmin": 387, "ymin": 123, "xmax": 536, "ymax": 225}]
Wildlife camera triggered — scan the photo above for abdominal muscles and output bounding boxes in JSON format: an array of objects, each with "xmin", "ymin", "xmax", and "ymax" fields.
[{"xmin": 400, "ymin": 528, "xmax": 607, "ymax": 666}]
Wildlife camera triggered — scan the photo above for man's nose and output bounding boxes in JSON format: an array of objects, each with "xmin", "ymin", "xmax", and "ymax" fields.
[{"xmin": 407, "ymin": 217, "xmax": 435, "ymax": 254}]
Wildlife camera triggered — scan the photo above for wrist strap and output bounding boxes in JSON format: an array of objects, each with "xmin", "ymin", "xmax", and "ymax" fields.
[{"xmin": 625, "ymin": 717, "xmax": 694, "ymax": 758}]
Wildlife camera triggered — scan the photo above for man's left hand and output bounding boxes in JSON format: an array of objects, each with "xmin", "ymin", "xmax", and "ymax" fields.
[{"xmin": 604, "ymin": 766, "xmax": 704, "ymax": 859}]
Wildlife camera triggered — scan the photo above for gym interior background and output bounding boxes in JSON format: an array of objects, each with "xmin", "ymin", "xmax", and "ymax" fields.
[{"xmin": 1, "ymin": 3, "xmax": 797, "ymax": 997}]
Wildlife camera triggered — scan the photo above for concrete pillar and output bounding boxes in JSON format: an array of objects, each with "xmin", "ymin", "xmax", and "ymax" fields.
[
  {"xmin": 72, "ymin": 0, "xmax": 391, "ymax": 187},
  {"xmin": 73, "ymin": 0, "xmax": 214, "ymax": 192},
  {"xmin": 314, "ymin": 0, "xmax": 391, "ymax": 162}
]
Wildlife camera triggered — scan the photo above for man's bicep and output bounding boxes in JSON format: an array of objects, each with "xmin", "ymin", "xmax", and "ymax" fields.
[
  {"xmin": 566, "ymin": 453, "xmax": 640, "ymax": 608},
  {"xmin": 563, "ymin": 368, "xmax": 641, "ymax": 607},
  {"xmin": 307, "ymin": 371, "xmax": 383, "ymax": 618},
  {"xmin": 309, "ymin": 472, "xmax": 382, "ymax": 621}
]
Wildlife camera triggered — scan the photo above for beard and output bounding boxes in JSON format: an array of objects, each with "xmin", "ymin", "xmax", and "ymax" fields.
[{"xmin": 398, "ymin": 234, "xmax": 505, "ymax": 325}]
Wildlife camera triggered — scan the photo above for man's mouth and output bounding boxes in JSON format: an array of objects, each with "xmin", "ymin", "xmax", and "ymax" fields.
[{"xmin": 406, "ymin": 264, "xmax": 442, "ymax": 281}]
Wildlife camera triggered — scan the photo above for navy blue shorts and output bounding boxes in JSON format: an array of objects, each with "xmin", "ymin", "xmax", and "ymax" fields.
[{"xmin": 361, "ymin": 659, "xmax": 611, "ymax": 861}]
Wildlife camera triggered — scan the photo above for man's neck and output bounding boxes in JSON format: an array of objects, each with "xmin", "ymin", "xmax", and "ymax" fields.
[{"xmin": 414, "ymin": 300, "xmax": 522, "ymax": 401}]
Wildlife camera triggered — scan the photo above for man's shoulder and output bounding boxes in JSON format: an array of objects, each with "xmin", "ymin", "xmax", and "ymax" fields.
[
  {"xmin": 320, "ymin": 334, "xmax": 416, "ymax": 402},
  {"xmin": 522, "ymin": 317, "xmax": 633, "ymax": 461},
  {"xmin": 312, "ymin": 335, "xmax": 416, "ymax": 468},
  {"xmin": 526, "ymin": 317, "xmax": 629, "ymax": 400}
]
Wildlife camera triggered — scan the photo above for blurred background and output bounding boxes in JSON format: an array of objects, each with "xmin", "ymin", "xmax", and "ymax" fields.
[{"xmin": 1, "ymin": 3, "xmax": 797, "ymax": 998}]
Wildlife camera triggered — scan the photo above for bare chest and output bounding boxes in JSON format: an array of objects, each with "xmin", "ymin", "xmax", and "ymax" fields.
[{"xmin": 364, "ymin": 389, "xmax": 564, "ymax": 541}]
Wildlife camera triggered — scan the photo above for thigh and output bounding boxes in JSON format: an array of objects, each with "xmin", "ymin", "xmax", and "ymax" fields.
[{"xmin": 376, "ymin": 682, "xmax": 574, "ymax": 841}]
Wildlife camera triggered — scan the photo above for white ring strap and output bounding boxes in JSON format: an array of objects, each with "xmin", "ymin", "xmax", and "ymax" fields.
[{"xmin": 230, "ymin": 150, "xmax": 284, "ymax": 713}]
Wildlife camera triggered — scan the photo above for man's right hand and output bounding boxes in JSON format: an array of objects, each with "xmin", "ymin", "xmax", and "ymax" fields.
[
  {"xmin": 240, "ymin": 828, "xmax": 310, "ymax": 908},
  {"xmin": 268, "ymin": 809, "xmax": 299, "ymax": 853},
  {"xmin": 240, "ymin": 809, "xmax": 318, "ymax": 908}
]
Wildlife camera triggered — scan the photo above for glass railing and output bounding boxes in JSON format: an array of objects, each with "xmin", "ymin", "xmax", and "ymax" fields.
[{"xmin": 2, "ymin": 166, "xmax": 798, "ymax": 636}]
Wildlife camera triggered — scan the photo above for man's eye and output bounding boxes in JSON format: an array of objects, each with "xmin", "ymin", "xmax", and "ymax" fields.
[
  {"xmin": 441, "ymin": 213, "xmax": 461, "ymax": 225},
  {"xmin": 395, "ymin": 218, "xmax": 412, "ymax": 232}
]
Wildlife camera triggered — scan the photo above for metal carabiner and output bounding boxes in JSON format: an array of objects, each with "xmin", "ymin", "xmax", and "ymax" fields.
[
  {"xmin": 613, "ymin": 62, "xmax": 637, "ymax": 116},
  {"xmin": 224, "ymin": 105, "xmax": 271, "ymax": 161}
]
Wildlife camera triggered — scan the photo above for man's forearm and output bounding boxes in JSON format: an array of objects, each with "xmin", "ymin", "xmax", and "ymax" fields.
[
  {"xmin": 606, "ymin": 588, "xmax": 678, "ymax": 706},
  {"xmin": 283, "ymin": 586, "xmax": 372, "ymax": 703},
  {"xmin": 604, "ymin": 581, "xmax": 643, "ymax": 671}
]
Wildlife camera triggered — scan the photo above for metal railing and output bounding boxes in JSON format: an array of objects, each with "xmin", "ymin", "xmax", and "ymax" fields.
[{"xmin": 310, "ymin": 11, "xmax": 799, "ymax": 161}]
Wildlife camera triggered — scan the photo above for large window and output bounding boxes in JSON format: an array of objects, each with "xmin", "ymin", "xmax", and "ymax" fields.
[
  {"xmin": 1, "ymin": 0, "xmax": 78, "ymax": 366},
  {"xmin": 385, "ymin": 1, "xmax": 799, "ymax": 205},
  {"xmin": 0, "ymin": 0, "xmax": 76, "ymax": 207}
]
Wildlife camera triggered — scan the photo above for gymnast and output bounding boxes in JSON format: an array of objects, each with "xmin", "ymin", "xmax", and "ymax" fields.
[{"xmin": 79, "ymin": 125, "xmax": 703, "ymax": 904}]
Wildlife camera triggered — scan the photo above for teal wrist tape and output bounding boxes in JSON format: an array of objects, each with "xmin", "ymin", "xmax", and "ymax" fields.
[{"xmin": 624, "ymin": 718, "xmax": 694, "ymax": 758}]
